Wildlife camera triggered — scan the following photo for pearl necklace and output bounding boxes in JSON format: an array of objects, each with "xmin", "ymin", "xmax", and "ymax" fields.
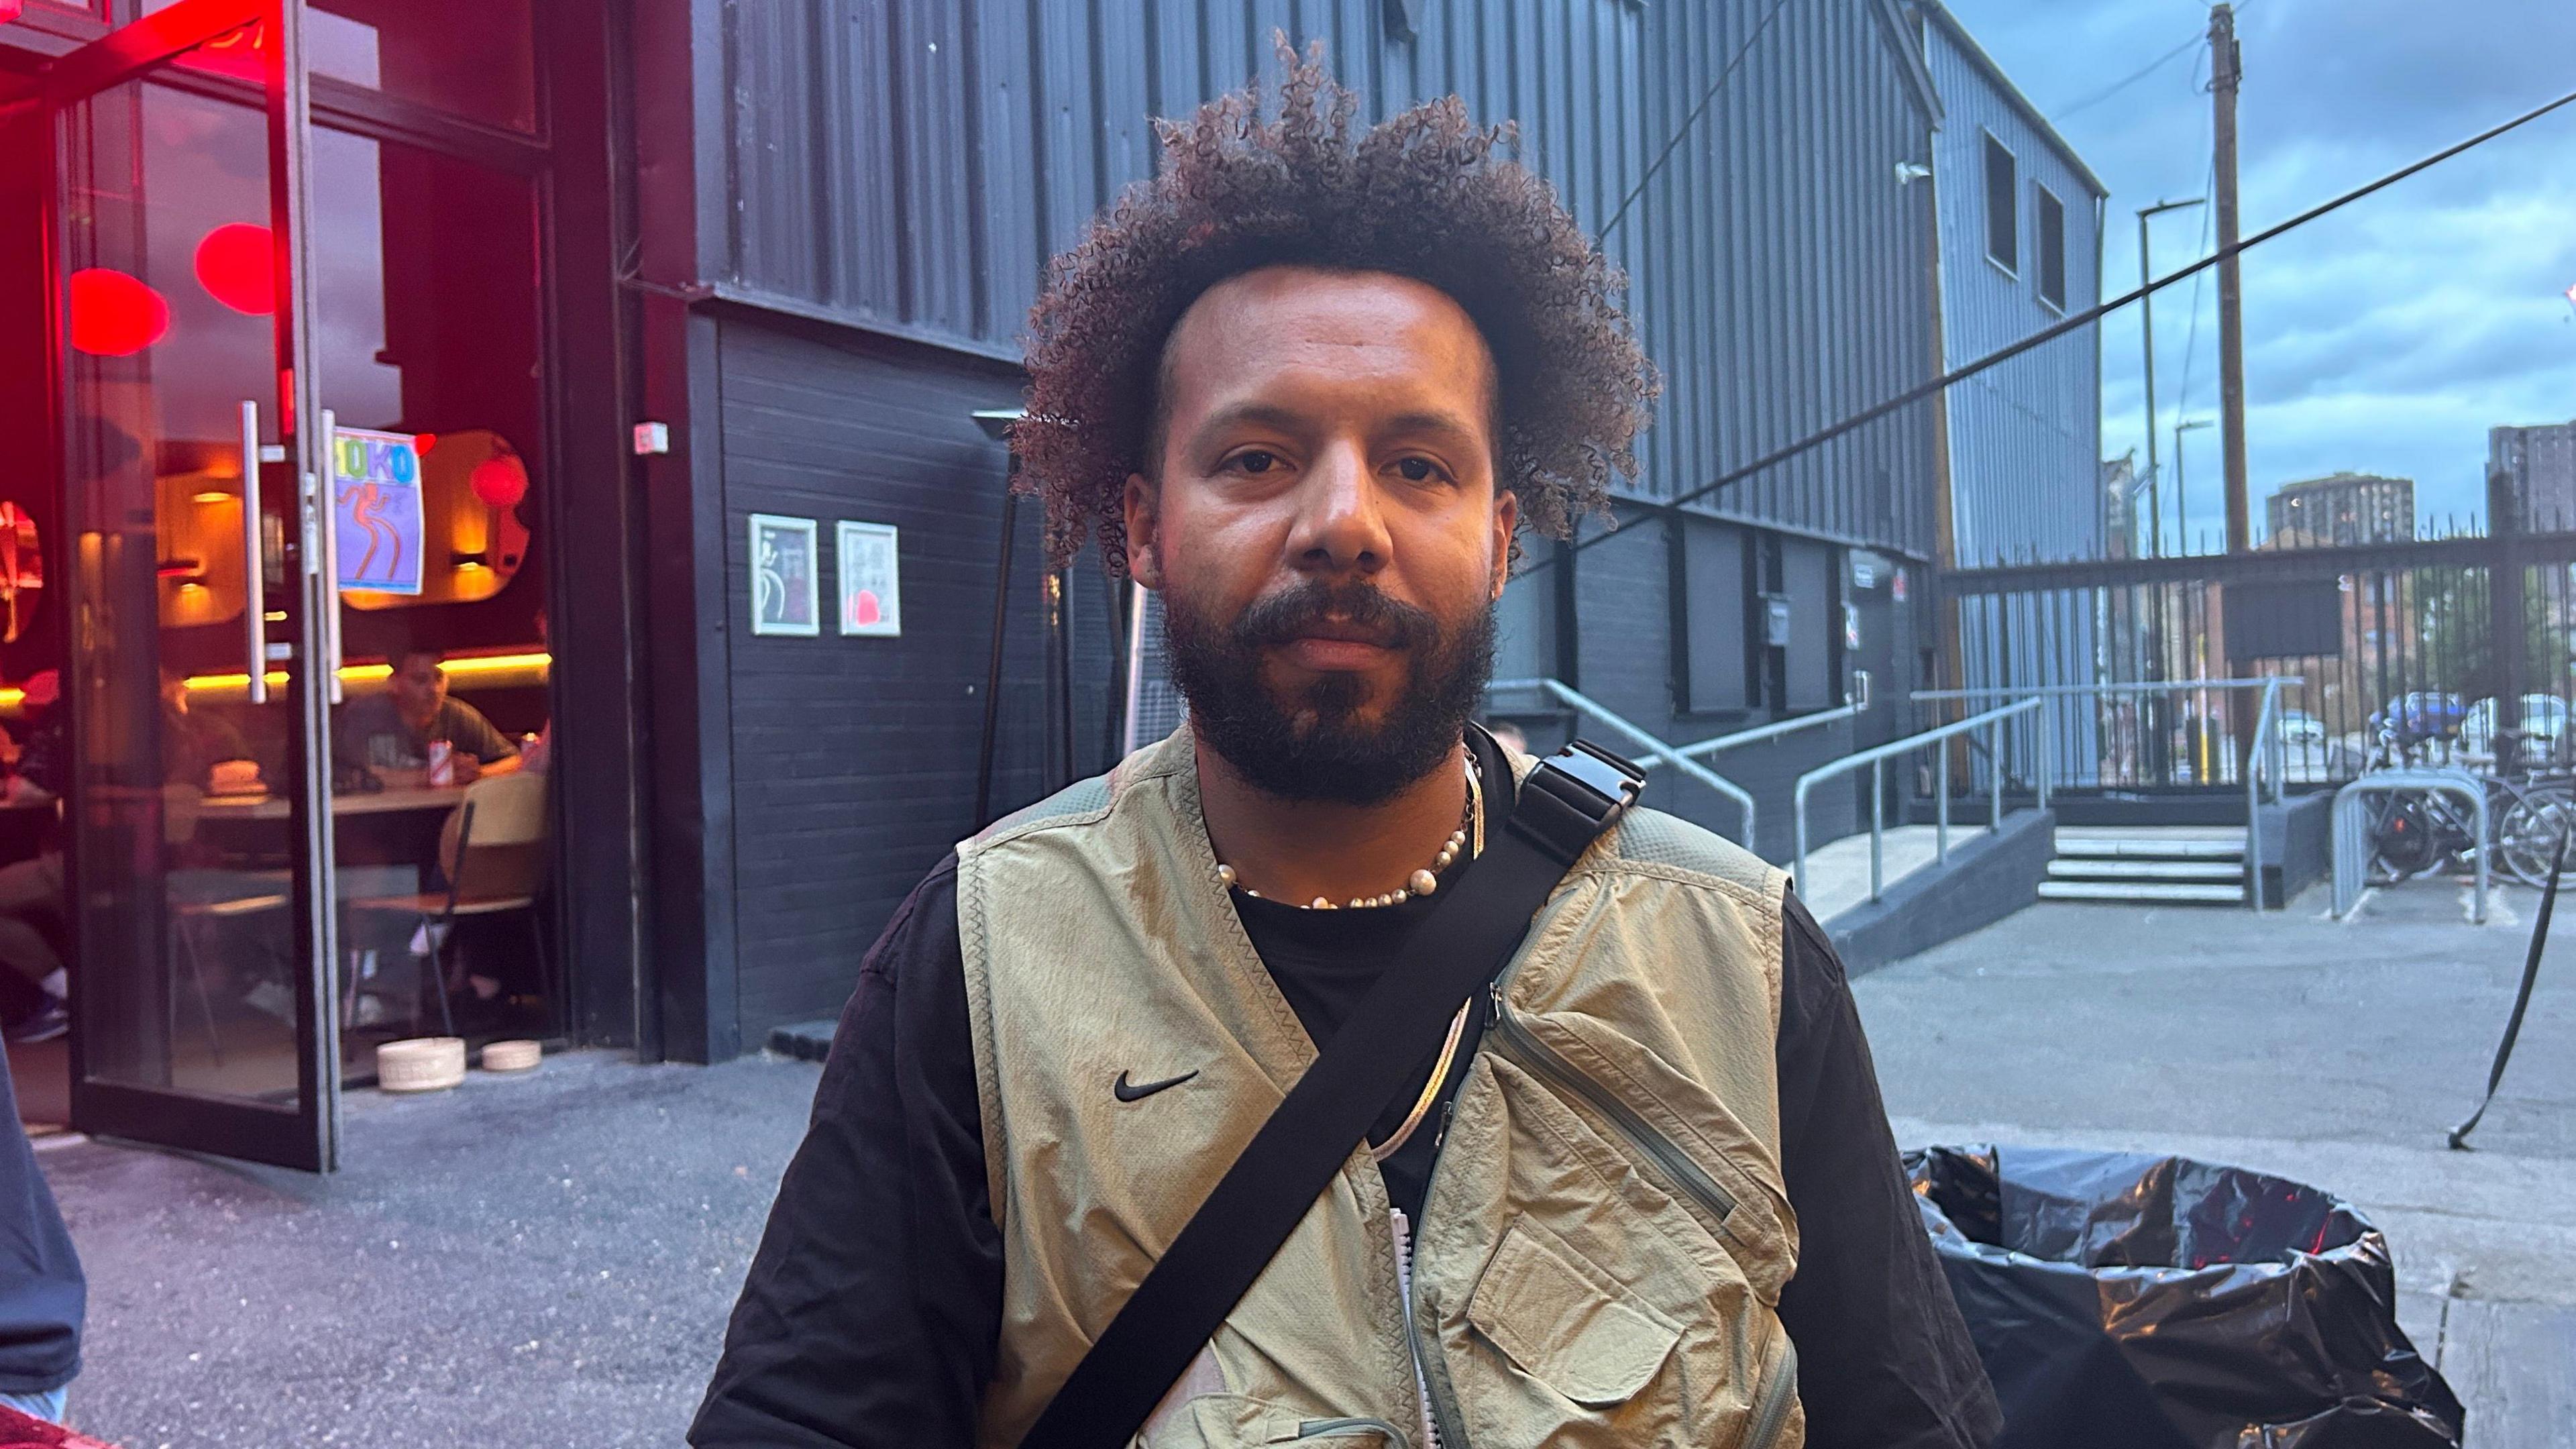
[{"xmin": 1216, "ymin": 753, "xmax": 1482, "ymax": 910}]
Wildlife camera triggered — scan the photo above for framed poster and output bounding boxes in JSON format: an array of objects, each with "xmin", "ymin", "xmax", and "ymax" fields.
[
  {"xmin": 837, "ymin": 521, "xmax": 902, "ymax": 637},
  {"xmin": 749, "ymin": 514, "xmax": 820, "ymax": 636},
  {"xmin": 332, "ymin": 426, "xmax": 425, "ymax": 595}
]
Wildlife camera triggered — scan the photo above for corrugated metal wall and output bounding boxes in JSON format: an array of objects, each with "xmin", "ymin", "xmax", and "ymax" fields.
[
  {"xmin": 718, "ymin": 1, "xmax": 1642, "ymax": 354},
  {"xmin": 1631, "ymin": 0, "xmax": 1941, "ymax": 556},
  {"xmin": 1922, "ymin": 14, "xmax": 2103, "ymax": 569},
  {"xmin": 1922, "ymin": 9, "xmax": 2105, "ymax": 784},
  {"xmin": 714, "ymin": 0, "xmax": 1938, "ymax": 552}
]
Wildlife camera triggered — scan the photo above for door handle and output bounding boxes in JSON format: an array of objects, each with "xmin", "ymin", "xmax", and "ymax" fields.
[
  {"xmin": 239, "ymin": 400, "xmax": 268, "ymax": 705},
  {"xmin": 317, "ymin": 409, "xmax": 343, "ymax": 705}
]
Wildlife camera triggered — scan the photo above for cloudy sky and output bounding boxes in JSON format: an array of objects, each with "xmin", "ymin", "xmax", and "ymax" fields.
[{"xmin": 1937, "ymin": 0, "xmax": 2576, "ymax": 537}]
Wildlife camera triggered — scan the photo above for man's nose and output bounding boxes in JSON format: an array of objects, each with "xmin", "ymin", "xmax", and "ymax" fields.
[{"xmin": 1286, "ymin": 443, "xmax": 1389, "ymax": 576}]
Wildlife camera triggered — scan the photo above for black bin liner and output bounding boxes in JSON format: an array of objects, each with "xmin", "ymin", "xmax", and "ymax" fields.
[{"xmin": 1905, "ymin": 1144, "xmax": 2464, "ymax": 1449}]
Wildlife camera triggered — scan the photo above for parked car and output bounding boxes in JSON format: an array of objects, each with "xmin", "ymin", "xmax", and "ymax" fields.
[
  {"xmin": 2274, "ymin": 709, "xmax": 2327, "ymax": 749},
  {"xmin": 2370, "ymin": 692, "xmax": 2466, "ymax": 743},
  {"xmin": 2460, "ymin": 693, "xmax": 2570, "ymax": 765}
]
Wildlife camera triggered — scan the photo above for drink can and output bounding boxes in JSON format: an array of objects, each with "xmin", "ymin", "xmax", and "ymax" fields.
[{"xmin": 427, "ymin": 739, "xmax": 453, "ymax": 786}]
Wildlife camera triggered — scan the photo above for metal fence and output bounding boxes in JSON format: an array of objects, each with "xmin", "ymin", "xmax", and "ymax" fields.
[{"xmin": 1937, "ymin": 525, "xmax": 2576, "ymax": 794}]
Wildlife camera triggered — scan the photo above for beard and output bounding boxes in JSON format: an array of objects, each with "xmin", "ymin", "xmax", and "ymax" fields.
[{"xmin": 1160, "ymin": 574, "xmax": 1496, "ymax": 806}]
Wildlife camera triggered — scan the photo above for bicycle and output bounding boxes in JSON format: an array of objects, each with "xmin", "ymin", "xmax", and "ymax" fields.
[{"xmin": 2361, "ymin": 724, "xmax": 2576, "ymax": 889}]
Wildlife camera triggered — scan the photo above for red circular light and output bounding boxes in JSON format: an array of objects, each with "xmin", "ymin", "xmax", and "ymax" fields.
[
  {"xmin": 469, "ymin": 455, "xmax": 529, "ymax": 510},
  {"xmin": 68, "ymin": 268, "xmax": 170, "ymax": 356},
  {"xmin": 193, "ymin": 223, "xmax": 275, "ymax": 316}
]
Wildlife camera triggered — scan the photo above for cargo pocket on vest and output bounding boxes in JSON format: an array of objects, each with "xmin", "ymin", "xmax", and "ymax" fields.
[{"xmin": 1465, "ymin": 1217, "xmax": 1683, "ymax": 1410}]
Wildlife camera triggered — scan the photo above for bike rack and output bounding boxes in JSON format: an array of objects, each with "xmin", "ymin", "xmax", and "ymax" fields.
[{"xmin": 2332, "ymin": 769, "xmax": 2488, "ymax": 923}]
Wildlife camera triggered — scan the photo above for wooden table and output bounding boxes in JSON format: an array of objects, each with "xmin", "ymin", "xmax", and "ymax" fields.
[{"xmin": 197, "ymin": 786, "xmax": 466, "ymax": 822}]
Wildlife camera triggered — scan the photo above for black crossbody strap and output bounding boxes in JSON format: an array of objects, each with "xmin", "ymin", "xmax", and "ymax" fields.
[{"xmin": 1018, "ymin": 740, "xmax": 1646, "ymax": 1449}]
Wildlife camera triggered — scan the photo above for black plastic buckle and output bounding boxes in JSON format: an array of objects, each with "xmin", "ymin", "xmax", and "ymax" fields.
[{"xmin": 1509, "ymin": 739, "xmax": 1647, "ymax": 866}]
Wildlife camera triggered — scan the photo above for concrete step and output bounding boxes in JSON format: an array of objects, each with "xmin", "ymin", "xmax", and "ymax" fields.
[
  {"xmin": 2037, "ymin": 879, "xmax": 2247, "ymax": 904},
  {"xmin": 2045, "ymin": 858, "xmax": 2244, "ymax": 882},
  {"xmin": 2054, "ymin": 836, "xmax": 2246, "ymax": 860}
]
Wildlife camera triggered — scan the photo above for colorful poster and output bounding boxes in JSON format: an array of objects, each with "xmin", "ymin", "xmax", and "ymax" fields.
[
  {"xmin": 837, "ymin": 521, "xmax": 901, "ymax": 637},
  {"xmin": 332, "ymin": 426, "xmax": 424, "ymax": 595},
  {"xmin": 749, "ymin": 514, "xmax": 820, "ymax": 636}
]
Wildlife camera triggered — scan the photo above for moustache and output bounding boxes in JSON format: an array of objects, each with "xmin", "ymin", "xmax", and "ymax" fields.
[{"xmin": 1231, "ymin": 582, "xmax": 1438, "ymax": 652}]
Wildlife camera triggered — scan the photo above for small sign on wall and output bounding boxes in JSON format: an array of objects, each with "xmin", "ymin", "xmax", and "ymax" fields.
[
  {"xmin": 749, "ymin": 513, "xmax": 820, "ymax": 636},
  {"xmin": 837, "ymin": 521, "xmax": 901, "ymax": 637},
  {"xmin": 332, "ymin": 427, "xmax": 425, "ymax": 595}
]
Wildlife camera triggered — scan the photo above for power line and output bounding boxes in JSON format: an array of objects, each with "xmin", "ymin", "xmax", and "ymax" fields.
[
  {"xmin": 2051, "ymin": 32, "xmax": 2199, "ymax": 121},
  {"xmin": 1597, "ymin": 0, "xmax": 1799, "ymax": 241},
  {"xmin": 1517, "ymin": 82, "xmax": 2576, "ymax": 580}
]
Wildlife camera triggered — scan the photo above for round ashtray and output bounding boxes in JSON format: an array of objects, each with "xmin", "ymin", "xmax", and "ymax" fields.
[
  {"xmin": 378, "ymin": 1036, "xmax": 467, "ymax": 1093},
  {"xmin": 480, "ymin": 1039, "xmax": 542, "ymax": 1073}
]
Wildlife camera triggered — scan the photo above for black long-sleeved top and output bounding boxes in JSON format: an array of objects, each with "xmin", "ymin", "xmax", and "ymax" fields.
[{"xmin": 695, "ymin": 751, "xmax": 1996, "ymax": 1448}]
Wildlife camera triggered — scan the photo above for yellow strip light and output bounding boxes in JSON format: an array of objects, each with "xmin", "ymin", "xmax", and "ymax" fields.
[
  {"xmin": 180, "ymin": 650, "xmax": 553, "ymax": 696},
  {"xmin": 0, "ymin": 653, "xmax": 550, "ymax": 714}
]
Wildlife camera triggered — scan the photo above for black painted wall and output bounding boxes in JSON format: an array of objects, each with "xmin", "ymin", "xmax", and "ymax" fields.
[{"xmin": 713, "ymin": 317, "xmax": 1116, "ymax": 1036}]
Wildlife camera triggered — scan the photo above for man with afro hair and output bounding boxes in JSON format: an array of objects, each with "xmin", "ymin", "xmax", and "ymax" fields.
[{"xmin": 694, "ymin": 44, "xmax": 1996, "ymax": 1449}]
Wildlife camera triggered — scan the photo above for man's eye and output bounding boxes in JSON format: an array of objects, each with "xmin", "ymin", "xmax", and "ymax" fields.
[
  {"xmin": 1395, "ymin": 457, "xmax": 1446, "ymax": 482},
  {"xmin": 1229, "ymin": 450, "xmax": 1279, "ymax": 475}
]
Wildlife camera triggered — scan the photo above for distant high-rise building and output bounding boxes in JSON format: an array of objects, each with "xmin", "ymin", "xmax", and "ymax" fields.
[
  {"xmin": 2491, "ymin": 420, "xmax": 2576, "ymax": 529},
  {"xmin": 2266, "ymin": 472, "xmax": 2414, "ymax": 548},
  {"xmin": 2101, "ymin": 455, "xmax": 2137, "ymax": 558}
]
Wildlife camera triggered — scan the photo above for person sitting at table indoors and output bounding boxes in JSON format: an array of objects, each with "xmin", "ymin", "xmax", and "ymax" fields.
[
  {"xmin": 160, "ymin": 667, "xmax": 259, "ymax": 794},
  {"xmin": 333, "ymin": 647, "xmax": 521, "ymax": 783}
]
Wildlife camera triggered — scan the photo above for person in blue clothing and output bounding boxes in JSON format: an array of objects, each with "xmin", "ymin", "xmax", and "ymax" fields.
[{"xmin": 0, "ymin": 1034, "xmax": 81, "ymax": 1424}]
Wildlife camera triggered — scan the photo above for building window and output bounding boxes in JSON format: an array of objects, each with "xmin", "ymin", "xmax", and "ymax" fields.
[
  {"xmin": 2034, "ymin": 182, "xmax": 2066, "ymax": 311},
  {"xmin": 1982, "ymin": 133, "xmax": 2016, "ymax": 273}
]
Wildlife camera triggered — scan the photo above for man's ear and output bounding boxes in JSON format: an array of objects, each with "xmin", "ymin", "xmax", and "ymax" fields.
[
  {"xmin": 1123, "ymin": 472, "xmax": 1163, "ymax": 590},
  {"xmin": 1489, "ymin": 486, "xmax": 1520, "ymax": 601}
]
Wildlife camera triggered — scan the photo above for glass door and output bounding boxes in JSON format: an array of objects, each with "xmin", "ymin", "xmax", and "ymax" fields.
[{"xmin": 33, "ymin": 2, "xmax": 342, "ymax": 1170}]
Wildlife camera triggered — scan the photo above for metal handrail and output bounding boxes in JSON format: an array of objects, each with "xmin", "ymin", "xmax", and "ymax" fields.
[
  {"xmin": 1792, "ymin": 697, "xmax": 2049, "ymax": 908},
  {"xmin": 1915, "ymin": 676, "xmax": 2304, "ymax": 912},
  {"xmin": 2332, "ymin": 769, "xmax": 2488, "ymax": 923},
  {"xmin": 1487, "ymin": 678, "xmax": 1757, "ymax": 843},
  {"xmin": 1668, "ymin": 684, "xmax": 1868, "ymax": 763}
]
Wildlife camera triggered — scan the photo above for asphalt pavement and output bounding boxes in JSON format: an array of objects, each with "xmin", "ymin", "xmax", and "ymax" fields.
[
  {"xmin": 1857, "ymin": 876, "xmax": 2576, "ymax": 1446},
  {"xmin": 40, "ymin": 1051, "xmax": 818, "ymax": 1447}
]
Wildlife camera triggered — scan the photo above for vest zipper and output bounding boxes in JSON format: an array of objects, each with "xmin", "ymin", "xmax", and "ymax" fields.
[
  {"xmin": 1398, "ymin": 1181, "xmax": 1474, "ymax": 1449},
  {"xmin": 1743, "ymin": 1333, "xmax": 1799, "ymax": 1449},
  {"xmin": 1387, "ymin": 1208, "xmax": 1440, "ymax": 1449},
  {"xmin": 1485, "ymin": 979, "xmax": 1738, "ymax": 1226}
]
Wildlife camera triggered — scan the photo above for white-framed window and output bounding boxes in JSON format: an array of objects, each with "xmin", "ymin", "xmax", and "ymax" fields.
[
  {"xmin": 2033, "ymin": 182, "xmax": 2067, "ymax": 311},
  {"xmin": 1982, "ymin": 131, "xmax": 2017, "ymax": 274}
]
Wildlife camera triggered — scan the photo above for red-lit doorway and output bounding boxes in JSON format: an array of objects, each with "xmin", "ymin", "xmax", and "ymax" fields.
[{"xmin": 1, "ymin": 0, "xmax": 345, "ymax": 1171}]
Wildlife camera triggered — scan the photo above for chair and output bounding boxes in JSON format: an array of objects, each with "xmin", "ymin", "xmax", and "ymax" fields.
[
  {"xmin": 164, "ymin": 782, "xmax": 290, "ymax": 1068},
  {"xmin": 350, "ymin": 771, "xmax": 551, "ymax": 1038}
]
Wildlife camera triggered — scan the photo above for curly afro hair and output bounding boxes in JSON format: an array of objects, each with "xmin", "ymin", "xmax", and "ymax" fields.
[{"xmin": 1014, "ymin": 38, "xmax": 1658, "ymax": 574}]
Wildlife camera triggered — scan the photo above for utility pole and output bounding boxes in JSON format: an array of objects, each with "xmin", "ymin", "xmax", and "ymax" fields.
[
  {"xmin": 2138, "ymin": 198, "xmax": 2205, "ymax": 558},
  {"xmin": 2212, "ymin": 3, "xmax": 2250, "ymax": 553}
]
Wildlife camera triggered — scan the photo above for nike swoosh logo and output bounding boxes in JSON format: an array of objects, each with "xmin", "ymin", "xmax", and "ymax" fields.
[{"xmin": 1113, "ymin": 1069, "xmax": 1199, "ymax": 1103}]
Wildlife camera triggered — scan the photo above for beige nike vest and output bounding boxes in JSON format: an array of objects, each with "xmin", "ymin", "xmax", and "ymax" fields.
[{"xmin": 957, "ymin": 727, "xmax": 1803, "ymax": 1449}]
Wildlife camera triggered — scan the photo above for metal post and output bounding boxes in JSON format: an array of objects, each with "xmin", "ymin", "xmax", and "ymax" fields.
[
  {"xmin": 1989, "ymin": 718, "xmax": 2004, "ymax": 833},
  {"xmin": 1869, "ymin": 759, "xmax": 1884, "ymax": 901},
  {"xmin": 971, "ymin": 490, "xmax": 1019, "ymax": 829},
  {"xmin": 2139, "ymin": 210, "xmax": 2165, "ymax": 559},
  {"xmin": 1936, "ymin": 746, "xmax": 1950, "ymax": 863}
]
